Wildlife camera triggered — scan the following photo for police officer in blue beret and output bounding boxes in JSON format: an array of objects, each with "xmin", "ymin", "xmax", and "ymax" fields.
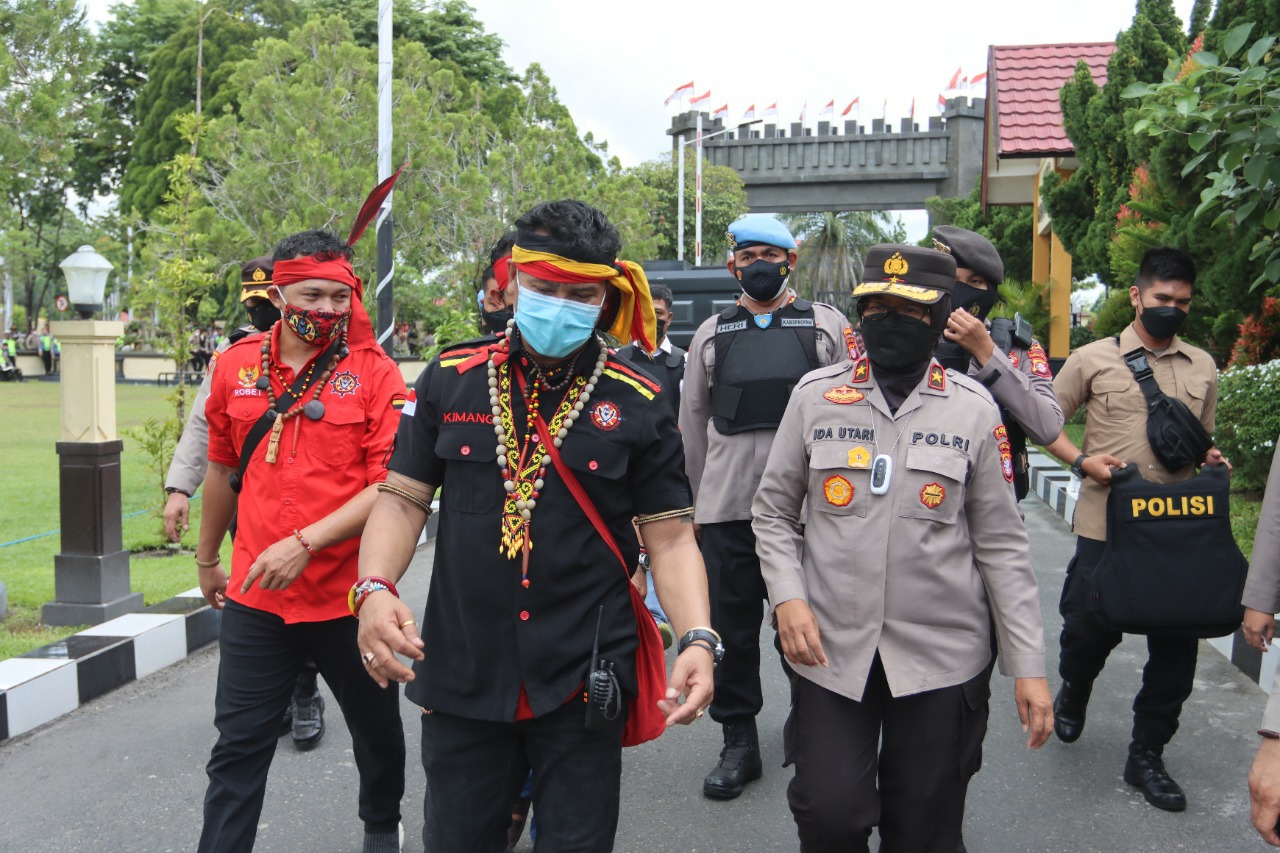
[{"xmin": 680, "ymin": 215, "xmax": 857, "ymax": 800}]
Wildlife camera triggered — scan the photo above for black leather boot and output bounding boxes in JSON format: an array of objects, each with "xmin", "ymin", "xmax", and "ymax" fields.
[
  {"xmin": 291, "ymin": 673, "xmax": 326, "ymax": 751},
  {"xmin": 1053, "ymin": 680, "xmax": 1091, "ymax": 743},
  {"xmin": 1124, "ymin": 748, "xmax": 1186, "ymax": 811},
  {"xmin": 703, "ymin": 719, "xmax": 763, "ymax": 800}
]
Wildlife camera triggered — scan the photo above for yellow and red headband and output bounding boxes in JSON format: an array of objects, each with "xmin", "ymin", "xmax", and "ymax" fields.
[{"xmin": 511, "ymin": 245, "xmax": 656, "ymax": 352}]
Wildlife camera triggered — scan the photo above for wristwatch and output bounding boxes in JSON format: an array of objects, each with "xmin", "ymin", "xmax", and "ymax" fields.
[
  {"xmin": 677, "ymin": 628, "xmax": 724, "ymax": 666},
  {"xmin": 1070, "ymin": 454, "xmax": 1089, "ymax": 480}
]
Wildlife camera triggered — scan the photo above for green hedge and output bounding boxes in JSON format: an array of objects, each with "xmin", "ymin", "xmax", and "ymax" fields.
[{"xmin": 1215, "ymin": 359, "xmax": 1280, "ymax": 493}]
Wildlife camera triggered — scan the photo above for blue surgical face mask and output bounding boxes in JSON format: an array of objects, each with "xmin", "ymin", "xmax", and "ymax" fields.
[{"xmin": 514, "ymin": 280, "xmax": 603, "ymax": 359}]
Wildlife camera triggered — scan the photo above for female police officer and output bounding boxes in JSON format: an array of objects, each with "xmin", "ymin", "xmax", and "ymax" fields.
[{"xmin": 752, "ymin": 244, "xmax": 1053, "ymax": 852}]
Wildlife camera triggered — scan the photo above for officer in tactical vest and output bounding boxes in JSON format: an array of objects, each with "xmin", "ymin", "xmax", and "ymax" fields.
[
  {"xmin": 617, "ymin": 283, "xmax": 685, "ymax": 418},
  {"xmin": 931, "ymin": 226, "xmax": 1063, "ymax": 500},
  {"xmin": 680, "ymin": 215, "xmax": 856, "ymax": 800}
]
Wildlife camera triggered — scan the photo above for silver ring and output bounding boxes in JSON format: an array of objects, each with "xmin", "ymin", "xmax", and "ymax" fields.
[{"xmin": 362, "ymin": 652, "xmax": 375, "ymax": 665}]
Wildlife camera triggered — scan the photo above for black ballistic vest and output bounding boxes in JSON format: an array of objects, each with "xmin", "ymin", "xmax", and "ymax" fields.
[
  {"xmin": 1088, "ymin": 464, "xmax": 1246, "ymax": 638},
  {"xmin": 711, "ymin": 300, "xmax": 820, "ymax": 435}
]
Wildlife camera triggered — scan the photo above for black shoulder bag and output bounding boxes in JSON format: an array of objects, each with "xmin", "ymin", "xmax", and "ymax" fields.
[
  {"xmin": 228, "ymin": 337, "xmax": 343, "ymax": 494},
  {"xmin": 1117, "ymin": 340, "xmax": 1214, "ymax": 471}
]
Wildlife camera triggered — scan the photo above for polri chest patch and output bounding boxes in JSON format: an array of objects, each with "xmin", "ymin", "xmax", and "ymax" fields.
[
  {"xmin": 824, "ymin": 475, "xmax": 854, "ymax": 507},
  {"xmin": 919, "ymin": 482, "xmax": 945, "ymax": 508}
]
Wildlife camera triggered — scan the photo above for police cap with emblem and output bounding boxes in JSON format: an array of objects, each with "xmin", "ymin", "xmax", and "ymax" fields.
[
  {"xmin": 931, "ymin": 226, "xmax": 1003, "ymax": 286},
  {"xmin": 239, "ymin": 256, "xmax": 274, "ymax": 303},
  {"xmin": 854, "ymin": 244, "xmax": 955, "ymax": 304},
  {"xmin": 726, "ymin": 215, "xmax": 798, "ymax": 251}
]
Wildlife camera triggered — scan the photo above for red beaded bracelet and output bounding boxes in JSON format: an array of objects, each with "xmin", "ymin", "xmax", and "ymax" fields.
[
  {"xmin": 293, "ymin": 529, "xmax": 316, "ymax": 555},
  {"xmin": 349, "ymin": 576, "xmax": 401, "ymax": 616}
]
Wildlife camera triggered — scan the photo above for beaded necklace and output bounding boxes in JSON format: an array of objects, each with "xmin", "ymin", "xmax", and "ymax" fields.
[
  {"xmin": 491, "ymin": 324, "xmax": 606, "ymax": 585},
  {"xmin": 255, "ymin": 323, "xmax": 346, "ymax": 463}
]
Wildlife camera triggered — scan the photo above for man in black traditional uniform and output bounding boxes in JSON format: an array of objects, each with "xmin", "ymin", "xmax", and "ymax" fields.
[
  {"xmin": 355, "ymin": 199, "xmax": 717, "ymax": 853},
  {"xmin": 617, "ymin": 283, "xmax": 685, "ymax": 417},
  {"xmin": 680, "ymin": 214, "xmax": 856, "ymax": 800}
]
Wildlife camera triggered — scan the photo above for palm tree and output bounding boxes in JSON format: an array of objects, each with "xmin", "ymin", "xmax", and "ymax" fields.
[{"xmin": 782, "ymin": 211, "xmax": 904, "ymax": 313}]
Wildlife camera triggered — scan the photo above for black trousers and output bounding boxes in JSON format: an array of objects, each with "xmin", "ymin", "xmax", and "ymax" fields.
[
  {"xmin": 198, "ymin": 600, "xmax": 405, "ymax": 852},
  {"xmin": 1058, "ymin": 536, "xmax": 1199, "ymax": 753},
  {"xmin": 701, "ymin": 520, "xmax": 769, "ymax": 723},
  {"xmin": 783, "ymin": 657, "xmax": 989, "ymax": 853},
  {"xmin": 419, "ymin": 700, "xmax": 626, "ymax": 853}
]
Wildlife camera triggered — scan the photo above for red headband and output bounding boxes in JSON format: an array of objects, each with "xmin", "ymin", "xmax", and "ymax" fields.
[
  {"xmin": 273, "ymin": 256, "xmax": 363, "ymax": 301},
  {"xmin": 492, "ymin": 256, "xmax": 511, "ymax": 291}
]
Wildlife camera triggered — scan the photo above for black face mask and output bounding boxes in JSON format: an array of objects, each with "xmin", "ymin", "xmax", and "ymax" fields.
[
  {"xmin": 859, "ymin": 311, "xmax": 939, "ymax": 371},
  {"xmin": 1138, "ymin": 304, "xmax": 1187, "ymax": 341},
  {"xmin": 245, "ymin": 301, "xmax": 281, "ymax": 333},
  {"xmin": 736, "ymin": 259, "xmax": 790, "ymax": 303},
  {"xmin": 952, "ymin": 280, "xmax": 998, "ymax": 321},
  {"xmin": 655, "ymin": 318, "xmax": 668, "ymax": 343},
  {"xmin": 482, "ymin": 307, "xmax": 513, "ymax": 335}
]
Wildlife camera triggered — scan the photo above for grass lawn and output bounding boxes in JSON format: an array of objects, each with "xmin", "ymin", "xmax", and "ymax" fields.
[{"xmin": 0, "ymin": 382, "xmax": 230, "ymax": 659}]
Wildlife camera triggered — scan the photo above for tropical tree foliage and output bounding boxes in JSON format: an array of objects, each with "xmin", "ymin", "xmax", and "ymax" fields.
[
  {"xmin": 924, "ymin": 186, "xmax": 1035, "ymax": 284},
  {"xmin": 783, "ymin": 211, "xmax": 904, "ymax": 308},
  {"xmin": 629, "ymin": 147, "xmax": 748, "ymax": 265}
]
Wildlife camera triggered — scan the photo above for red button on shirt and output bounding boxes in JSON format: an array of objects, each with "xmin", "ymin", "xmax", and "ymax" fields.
[
  {"xmin": 461, "ymin": 445, "xmax": 471, "ymax": 456},
  {"xmin": 519, "ymin": 610, "xmax": 530, "ymax": 621},
  {"xmin": 588, "ymin": 460, "xmax": 598, "ymax": 470}
]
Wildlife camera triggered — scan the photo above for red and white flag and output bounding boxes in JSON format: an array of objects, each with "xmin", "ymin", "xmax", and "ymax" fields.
[
  {"xmin": 880, "ymin": 98, "xmax": 888, "ymax": 119},
  {"xmin": 937, "ymin": 93, "xmax": 947, "ymax": 113},
  {"xmin": 712, "ymin": 103, "xmax": 729, "ymax": 119},
  {"xmin": 970, "ymin": 70, "xmax": 988, "ymax": 87},
  {"xmin": 798, "ymin": 100, "xmax": 808, "ymax": 122},
  {"xmin": 909, "ymin": 98, "xmax": 916, "ymax": 120},
  {"xmin": 742, "ymin": 104, "xmax": 756, "ymax": 120},
  {"xmin": 689, "ymin": 90, "xmax": 711, "ymax": 106},
  {"xmin": 819, "ymin": 99, "xmax": 834, "ymax": 118},
  {"xmin": 762, "ymin": 102, "xmax": 779, "ymax": 118},
  {"xmin": 664, "ymin": 81, "xmax": 694, "ymax": 106},
  {"xmin": 842, "ymin": 97, "xmax": 860, "ymax": 117},
  {"xmin": 947, "ymin": 67, "xmax": 962, "ymax": 91}
]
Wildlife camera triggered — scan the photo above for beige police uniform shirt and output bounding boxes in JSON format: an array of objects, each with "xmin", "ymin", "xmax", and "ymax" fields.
[
  {"xmin": 1242, "ymin": 443, "xmax": 1280, "ymax": 731},
  {"xmin": 753, "ymin": 358, "xmax": 1046, "ymax": 701},
  {"xmin": 1053, "ymin": 322, "xmax": 1217, "ymax": 541},
  {"xmin": 970, "ymin": 338, "xmax": 1064, "ymax": 445},
  {"xmin": 680, "ymin": 297, "xmax": 855, "ymax": 524},
  {"xmin": 164, "ymin": 337, "xmax": 235, "ymax": 495}
]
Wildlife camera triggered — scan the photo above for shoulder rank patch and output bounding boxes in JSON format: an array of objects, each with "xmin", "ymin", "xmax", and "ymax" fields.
[
  {"xmin": 995, "ymin": 424, "xmax": 1014, "ymax": 483},
  {"xmin": 823, "ymin": 475, "xmax": 854, "ymax": 507},
  {"xmin": 928, "ymin": 364, "xmax": 946, "ymax": 391},
  {"xmin": 823, "ymin": 385, "xmax": 865, "ymax": 405},
  {"xmin": 852, "ymin": 358, "xmax": 870, "ymax": 384},
  {"xmin": 1028, "ymin": 342, "xmax": 1051, "ymax": 377},
  {"xmin": 919, "ymin": 482, "xmax": 945, "ymax": 508},
  {"xmin": 590, "ymin": 400, "xmax": 621, "ymax": 431}
]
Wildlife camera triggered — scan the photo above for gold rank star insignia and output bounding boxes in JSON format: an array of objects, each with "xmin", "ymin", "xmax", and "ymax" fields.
[
  {"xmin": 928, "ymin": 365, "xmax": 946, "ymax": 390},
  {"xmin": 847, "ymin": 445, "xmax": 871, "ymax": 469},
  {"xmin": 852, "ymin": 359, "xmax": 869, "ymax": 383}
]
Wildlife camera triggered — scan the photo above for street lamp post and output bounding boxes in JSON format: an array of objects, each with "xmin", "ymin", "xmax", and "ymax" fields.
[{"xmin": 43, "ymin": 245, "xmax": 142, "ymax": 626}]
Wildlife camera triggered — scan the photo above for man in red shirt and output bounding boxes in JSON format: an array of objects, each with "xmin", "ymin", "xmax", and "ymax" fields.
[{"xmin": 194, "ymin": 229, "xmax": 407, "ymax": 853}]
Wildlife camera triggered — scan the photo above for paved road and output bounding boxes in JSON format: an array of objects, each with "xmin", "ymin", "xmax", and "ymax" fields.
[{"xmin": 0, "ymin": 498, "xmax": 1271, "ymax": 852}]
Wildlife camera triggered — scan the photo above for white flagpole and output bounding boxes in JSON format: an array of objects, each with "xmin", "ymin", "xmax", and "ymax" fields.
[
  {"xmin": 677, "ymin": 134, "xmax": 686, "ymax": 262},
  {"xmin": 695, "ymin": 110, "xmax": 703, "ymax": 267},
  {"xmin": 375, "ymin": 0, "xmax": 394, "ymax": 356}
]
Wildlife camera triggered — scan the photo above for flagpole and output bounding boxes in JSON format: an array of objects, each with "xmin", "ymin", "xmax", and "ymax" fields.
[
  {"xmin": 375, "ymin": 0, "xmax": 394, "ymax": 357},
  {"xmin": 695, "ymin": 110, "xmax": 703, "ymax": 267},
  {"xmin": 677, "ymin": 134, "xmax": 685, "ymax": 263}
]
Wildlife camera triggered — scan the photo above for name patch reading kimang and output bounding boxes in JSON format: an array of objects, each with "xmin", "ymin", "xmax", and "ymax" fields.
[{"xmin": 1126, "ymin": 494, "xmax": 1221, "ymax": 521}]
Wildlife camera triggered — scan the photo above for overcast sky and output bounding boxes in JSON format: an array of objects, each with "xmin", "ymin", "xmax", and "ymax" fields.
[{"xmin": 80, "ymin": 0, "xmax": 1198, "ymax": 237}]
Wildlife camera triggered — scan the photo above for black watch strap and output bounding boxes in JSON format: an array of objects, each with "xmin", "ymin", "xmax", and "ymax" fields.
[
  {"xmin": 1071, "ymin": 454, "xmax": 1088, "ymax": 479},
  {"xmin": 678, "ymin": 628, "xmax": 724, "ymax": 664}
]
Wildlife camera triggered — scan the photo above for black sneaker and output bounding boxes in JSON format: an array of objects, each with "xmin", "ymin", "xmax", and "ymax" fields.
[{"xmin": 292, "ymin": 693, "xmax": 325, "ymax": 751}]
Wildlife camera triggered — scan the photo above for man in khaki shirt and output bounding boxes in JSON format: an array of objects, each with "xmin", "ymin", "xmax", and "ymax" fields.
[
  {"xmin": 679, "ymin": 215, "xmax": 854, "ymax": 800},
  {"xmin": 1044, "ymin": 246, "xmax": 1227, "ymax": 812},
  {"xmin": 754, "ymin": 244, "xmax": 1052, "ymax": 853}
]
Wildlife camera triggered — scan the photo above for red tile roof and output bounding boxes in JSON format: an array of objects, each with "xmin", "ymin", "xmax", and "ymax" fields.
[{"xmin": 989, "ymin": 42, "xmax": 1115, "ymax": 157}]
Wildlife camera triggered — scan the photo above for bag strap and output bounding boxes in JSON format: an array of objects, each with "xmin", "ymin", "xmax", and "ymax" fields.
[
  {"xmin": 517, "ymin": 367, "xmax": 630, "ymax": 579},
  {"xmin": 1119, "ymin": 345, "xmax": 1166, "ymax": 406},
  {"xmin": 229, "ymin": 336, "xmax": 344, "ymax": 494}
]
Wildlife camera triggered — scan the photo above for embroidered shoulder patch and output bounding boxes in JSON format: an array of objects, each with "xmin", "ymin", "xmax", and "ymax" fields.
[
  {"xmin": 1028, "ymin": 342, "xmax": 1051, "ymax": 377},
  {"xmin": 852, "ymin": 358, "xmax": 870, "ymax": 384},
  {"xmin": 995, "ymin": 425, "xmax": 1014, "ymax": 483},
  {"xmin": 928, "ymin": 365, "xmax": 946, "ymax": 390}
]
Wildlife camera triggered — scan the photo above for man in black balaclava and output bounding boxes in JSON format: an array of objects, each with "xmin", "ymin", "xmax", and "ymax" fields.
[{"xmin": 931, "ymin": 226, "xmax": 1063, "ymax": 502}]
